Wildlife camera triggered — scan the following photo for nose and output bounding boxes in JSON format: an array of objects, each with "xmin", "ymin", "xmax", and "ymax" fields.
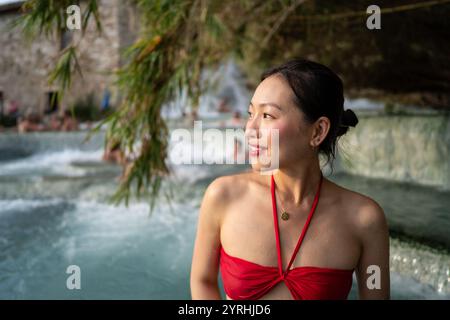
[{"xmin": 245, "ymin": 116, "xmax": 262, "ymax": 140}]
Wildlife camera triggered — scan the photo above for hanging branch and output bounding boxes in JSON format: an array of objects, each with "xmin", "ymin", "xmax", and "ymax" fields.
[
  {"xmin": 261, "ymin": 0, "xmax": 308, "ymax": 47},
  {"xmin": 291, "ymin": 0, "xmax": 450, "ymax": 22}
]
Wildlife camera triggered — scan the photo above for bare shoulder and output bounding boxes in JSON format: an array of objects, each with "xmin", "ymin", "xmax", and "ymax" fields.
[
  {"xmin": 205, "ymin": 169, "xmax": 262, "ymax": 198},
  {"xmin": 327, "ymin": 179, "xmax": 388, "ymax": 235},
  {"xmin": 203, "ymin": 170, "xmax": 266, "ymax": 208}
]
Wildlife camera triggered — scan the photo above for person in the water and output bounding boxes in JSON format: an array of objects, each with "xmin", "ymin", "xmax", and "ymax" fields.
[
  {"xmin": 102, "ymin": 139, "xmax": 126, "ymax": 165},
  {"xmin": 60, "ymin": 110, "xmax": 79, "ymax": 131}
]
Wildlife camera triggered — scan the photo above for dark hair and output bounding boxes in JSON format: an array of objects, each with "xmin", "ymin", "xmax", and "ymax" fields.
[{"xmin": 261, "ymin": 58, "xmax": 358, "ymax": 169}]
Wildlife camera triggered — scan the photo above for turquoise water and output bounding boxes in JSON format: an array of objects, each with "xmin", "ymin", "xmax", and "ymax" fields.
[{"xmin": 0, "ymin": 131, "xmax": 449, "ymax": 299}]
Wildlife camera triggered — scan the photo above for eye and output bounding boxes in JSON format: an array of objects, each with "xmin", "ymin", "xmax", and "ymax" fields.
[
  {"xmin": 247, "ymin": 111, "xmax": 253, "ymax": 118},
  {"xmin": 263, "ymin": 113, "xmax": 274, "ymax": 119}
]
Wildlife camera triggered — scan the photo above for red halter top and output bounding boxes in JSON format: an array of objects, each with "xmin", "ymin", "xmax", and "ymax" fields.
[{"xmin": 219, "ymin": 172, "xmax": 354, "ymax": 300}]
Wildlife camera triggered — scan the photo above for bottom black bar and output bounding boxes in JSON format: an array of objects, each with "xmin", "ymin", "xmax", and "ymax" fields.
[{"xmin": 0, "ymin": 300, "xmax": 445, "ymax": 318}]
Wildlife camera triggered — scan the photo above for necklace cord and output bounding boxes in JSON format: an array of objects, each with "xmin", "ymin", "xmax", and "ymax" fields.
[{"xmin": 273, "ymin": 171, "xmax": 323, "ymax": 215}]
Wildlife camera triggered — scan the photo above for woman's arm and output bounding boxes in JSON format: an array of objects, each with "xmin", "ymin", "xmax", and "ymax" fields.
[
  {"xmin": 355, "ymin": 199, "xmax": 390, "ymax": 299},
  {"xmin": 190, "ymin": 178, "xmax": 228, "ymax": 299}
]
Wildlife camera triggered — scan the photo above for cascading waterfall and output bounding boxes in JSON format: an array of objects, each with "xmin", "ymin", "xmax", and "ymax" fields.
[{"xmin": 337, "ymin": 114, "xmax": 450, "ymax": 190}]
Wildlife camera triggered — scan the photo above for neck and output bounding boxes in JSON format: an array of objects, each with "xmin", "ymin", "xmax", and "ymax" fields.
[{"xmin": 271, "ymin": 160, "xmax": 322, "ymax": 207}]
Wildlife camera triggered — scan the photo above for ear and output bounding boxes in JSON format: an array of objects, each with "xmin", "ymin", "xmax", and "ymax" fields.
[{"xmin": 310, "ymin": 116, "xmax": 330, "ymax": 147}]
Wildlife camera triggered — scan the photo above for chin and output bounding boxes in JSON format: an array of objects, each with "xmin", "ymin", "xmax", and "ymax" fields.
[{"xmin": 248, "ymin": 154, "xmax": 279, "ymax": 173}]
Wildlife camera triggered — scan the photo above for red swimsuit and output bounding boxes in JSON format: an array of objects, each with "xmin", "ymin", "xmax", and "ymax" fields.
[{"xmin": 219, "ymin": 172, "xmax": 354, "ymax": 300}]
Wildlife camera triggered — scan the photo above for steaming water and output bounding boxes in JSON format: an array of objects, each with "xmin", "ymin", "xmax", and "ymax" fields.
[{"xmin": 0, "ymin": 130, "xmax": 449, "ymax": 300}]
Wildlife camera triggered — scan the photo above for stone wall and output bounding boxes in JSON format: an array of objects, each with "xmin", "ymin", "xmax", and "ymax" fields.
[
  {"xmin": 0, "ymin": 0, "xmax": 138, "ymax": 116},
  {"xmin": 336, "ymin": 114, "xmax": 450, "ymax": 190},
  {"xmin": 0, "ymin": 7, "xmax": 59, "ymax": 115}
]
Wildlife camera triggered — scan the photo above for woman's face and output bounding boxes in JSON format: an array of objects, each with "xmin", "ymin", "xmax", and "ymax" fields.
[{"xmin": 245, "ymin": 75, "xmax": 316, "ymax": 171}]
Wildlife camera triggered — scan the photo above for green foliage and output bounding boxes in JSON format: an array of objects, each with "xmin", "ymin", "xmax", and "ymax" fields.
[
  {"xmin": 48, "ymin": 46, "xmax": 82, "ymax": 95},
  {"xmin": 16, "ymin": 0, "xmax": 101, "ymax": 38},
  {"xmin": 14, "ymin": 0, "xmax": 102, "ymax": 112}
]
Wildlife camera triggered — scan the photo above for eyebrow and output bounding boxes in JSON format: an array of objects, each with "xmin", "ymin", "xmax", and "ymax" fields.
[{"xmin": 249, "ymin": 101, "xmax": 282, "ymax": 111}]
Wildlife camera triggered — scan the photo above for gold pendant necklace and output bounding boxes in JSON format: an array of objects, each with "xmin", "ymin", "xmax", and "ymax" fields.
[
  {"xmin": 275, "ymin": 184, "xmax": 290, "ymax": 221},
  {"xmin": 281, "ymin": 211, "xmax": 290, "ymax": 221}
]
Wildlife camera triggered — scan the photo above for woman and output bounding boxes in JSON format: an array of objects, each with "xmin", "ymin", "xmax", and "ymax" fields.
[{"xmin": 190, "ymin": 59, "xmax": 390, "ymax": 300}]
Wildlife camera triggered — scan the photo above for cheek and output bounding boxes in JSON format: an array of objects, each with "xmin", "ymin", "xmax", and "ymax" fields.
[
  {"xmin": 273, "ymin": 126, "xmax": 312, "ymax": 162},
  {"xmin": 267, "ymin": 122, "xmax": 301, "ymax": 148}
]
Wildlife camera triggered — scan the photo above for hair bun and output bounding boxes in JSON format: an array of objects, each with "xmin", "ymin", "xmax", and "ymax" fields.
[
  {"xmin": 340, "ymin": 109, "xmax": 358, "ymax": 127},
  {"xmin": 336, "ymin": 109, "xmax": 358, "ymax": 137}
]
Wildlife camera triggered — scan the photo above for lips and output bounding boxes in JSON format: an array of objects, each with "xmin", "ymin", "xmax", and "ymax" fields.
[{"xmin": 248, "ymin": 143, "xmax": 267, "ymax": 156}]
